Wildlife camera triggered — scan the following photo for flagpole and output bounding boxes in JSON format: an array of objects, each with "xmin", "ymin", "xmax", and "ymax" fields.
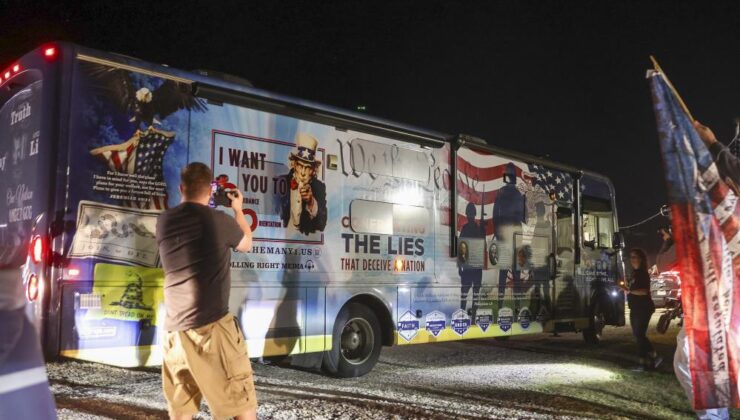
[{"xmin": 650, "ymin": 55, "xmax": 695, "ymax": 122}]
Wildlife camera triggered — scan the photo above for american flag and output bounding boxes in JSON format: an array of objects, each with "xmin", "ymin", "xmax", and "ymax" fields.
[
  {"xmin": 454, "ymin": 147, "xmax": 573, "ymax": 236},
  {"xmin": 91, "ymin": 128, "xmax": 173, "ymax": 210},
  {"xmin": 650, "ymin": 70, "xmax": 740, "ymax": 410}
]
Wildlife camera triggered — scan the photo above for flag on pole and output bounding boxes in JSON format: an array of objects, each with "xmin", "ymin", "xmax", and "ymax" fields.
[{"xmin": 649, "ymin": 69, "xmax": 740, "ymax": 410}]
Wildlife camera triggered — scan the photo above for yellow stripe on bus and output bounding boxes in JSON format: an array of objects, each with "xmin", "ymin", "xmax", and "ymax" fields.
[{"xmin": 60, "ymin": 334, "xmax": 332, "ymax": 367}]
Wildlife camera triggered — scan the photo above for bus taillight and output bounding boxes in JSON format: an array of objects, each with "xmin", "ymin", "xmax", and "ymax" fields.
[
  {"xmin": 44, "ymin": 47, "xmax": 56, "ymax": 58},
  {"xmin": 30, "ymin": 236, "xmax": 45, "ymax": 264},
  {"xmin": 27, "ymin": 274, "xmax": 39, "ymax": 301}
]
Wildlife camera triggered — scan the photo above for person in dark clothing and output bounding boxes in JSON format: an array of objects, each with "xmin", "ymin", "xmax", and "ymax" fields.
[
  {"xmin": 655, "ymin": 225, "xmax": 676, "ymax": 273},
  {"xmin": 695, "ymin": 120, "xmax": 740, "ymax": 191},
  {"xmin": 459, "ymin": 202, "xmax": 484, "ymax": 319},
  {"xmin": 621, "ymin": 248, "xmax": 662, "ymax": 371}
]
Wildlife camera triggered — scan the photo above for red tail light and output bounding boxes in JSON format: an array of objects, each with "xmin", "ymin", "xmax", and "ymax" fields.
[
  {"xmin": 44, "ymin": 47, "xmax": 56, "ymax": 58},
  {"xmin": 30, "ymin": 236, "xmax": 45, "ymax": 264},
  {"xmin": 27, "ymin": 274, "xmax": 39, "ymax": 301}
]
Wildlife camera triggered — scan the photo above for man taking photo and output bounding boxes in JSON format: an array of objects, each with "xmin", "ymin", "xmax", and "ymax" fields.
[{"xmin": 156, "ymin": 162, "xmax": 256, "ymax": 420}]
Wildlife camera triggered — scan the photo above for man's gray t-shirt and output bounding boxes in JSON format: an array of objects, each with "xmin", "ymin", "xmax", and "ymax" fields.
[{"xmin": 156, "ymin": 202, "xmax": 243, "ymax": 331}]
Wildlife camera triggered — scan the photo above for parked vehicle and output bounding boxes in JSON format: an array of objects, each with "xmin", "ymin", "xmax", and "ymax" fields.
[
  {"xmin": 650, "ymin": 270, "xmax": 681, "ymax": 308},
  {"xmin": 3, "ymin": 43, "xmax": 626, "ymax": 376}
]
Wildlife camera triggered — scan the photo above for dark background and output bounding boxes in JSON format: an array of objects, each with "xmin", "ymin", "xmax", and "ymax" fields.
[{"xmin": 2, "ymin": 0, "xmax": 739, "ymax": 261}]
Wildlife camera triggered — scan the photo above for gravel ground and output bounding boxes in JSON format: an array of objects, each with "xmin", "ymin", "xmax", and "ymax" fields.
[{"xmin": 48, "ymin": 312, "xmax": 740, "ymax": 420}]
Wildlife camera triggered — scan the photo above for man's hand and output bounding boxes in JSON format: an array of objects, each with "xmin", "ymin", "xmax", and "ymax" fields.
[
  {"xmin": 299, "ymin": 184, "xmax": 313, "ymax": 203},
  {"xmin": 694, "ymin": 120, "xmax": 718, "ymax": 146},
  {"xmin": 226, "ymin": 188, "xmax": 252, "ymax": 252},
  {"xmin": 228, "ymin": 188, "xmax": 244, "ymax": 211}
]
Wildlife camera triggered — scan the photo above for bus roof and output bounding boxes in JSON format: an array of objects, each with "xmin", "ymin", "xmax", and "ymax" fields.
[{"xmin": 62, "ymin": 43, "xmax": 612, "ymax": 187}]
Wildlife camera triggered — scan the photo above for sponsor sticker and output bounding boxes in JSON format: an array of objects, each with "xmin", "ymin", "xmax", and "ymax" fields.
[
  {"xmin": 519, "ymin": 307, "xmax": 532, "ymax": 330},
  {"xmin": 498, "ymin": 307, "xmax": 514, "ymax": 332},
  {"xmin": 397, "ymin": 310, "xmax": 419, "ymax": 342},
  {"xmin": 425, "ymin": 310, "xmax": 446, "ymax": 337},
  {"xmin": 451, "ymin": 309, "xmax": 471, "ymax": 336},
  {"xmin": 70, "ymin": 200, "xmax": 160, "ymax": 267},
  {"xmin": 476, "ymin": 308, "xmax": 493, "ymax": 333}
]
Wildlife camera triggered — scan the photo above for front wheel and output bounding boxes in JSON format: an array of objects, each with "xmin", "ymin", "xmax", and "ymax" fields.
[
  {"xmin": 582, "ymin": 301, "xmax": 606, "ymax": 345},
  {"xmin": 322, "ymin": 303, "xmax": 382, "ymax": 378}
]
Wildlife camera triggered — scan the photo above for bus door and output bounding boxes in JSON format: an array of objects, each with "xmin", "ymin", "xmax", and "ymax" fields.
[
  {"xmin": 550, "ymin": 206, "xmax": 579, "ymax": 327},
  {"xmin": 580, "ymin": 195, "xmax": 624, "ymax": 325}
]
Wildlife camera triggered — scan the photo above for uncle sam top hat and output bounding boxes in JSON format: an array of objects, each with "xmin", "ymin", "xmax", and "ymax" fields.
[{"xmin": 290, "ymin": 132, "xmax": 321, "ymax": 166}]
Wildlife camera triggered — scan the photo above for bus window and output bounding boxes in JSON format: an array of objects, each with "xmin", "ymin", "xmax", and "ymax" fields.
[
  {"xmin": 556, "ymin": 207, "xmax": 573, "ymax": 250},
  {"xmin": 350, "ymin": 200, "xmax": 429, "ymax": 235},
  {"xmin": 582, "ymin": 197, "xmax": 614, "ymax": 249}
]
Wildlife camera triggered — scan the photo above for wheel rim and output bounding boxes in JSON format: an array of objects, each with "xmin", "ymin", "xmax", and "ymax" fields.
[{"xmin": 340, "ymin": 317, "xmax": 374, "ymax": 365}]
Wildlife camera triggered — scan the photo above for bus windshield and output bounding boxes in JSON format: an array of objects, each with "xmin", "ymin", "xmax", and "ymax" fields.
[{"xmin": 0, "ymin": 77, "xmax": 44, "ymax": 267}]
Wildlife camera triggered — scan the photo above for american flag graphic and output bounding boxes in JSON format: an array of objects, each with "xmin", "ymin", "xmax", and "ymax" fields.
[
  {"xmin": 91, "ymin": 127, "xmax": 173, "ymax": 210},
  {"xmin": 650, "ymin": 71, "xmax": 740, "ymax": 410},
  {"xmin": 454, "ymin": 147, "xmax": 573, "ymax": 236}
]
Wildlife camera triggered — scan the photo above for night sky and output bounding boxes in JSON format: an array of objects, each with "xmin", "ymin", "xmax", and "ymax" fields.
[{"xmin": 2, "ymin": 1, "xmax": 739, "ymax": 259}]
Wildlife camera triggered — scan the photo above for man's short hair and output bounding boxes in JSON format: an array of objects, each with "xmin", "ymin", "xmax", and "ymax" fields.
[{"xmin": 181, "ymin": 162, "xmax": 213, "ymax": 198}]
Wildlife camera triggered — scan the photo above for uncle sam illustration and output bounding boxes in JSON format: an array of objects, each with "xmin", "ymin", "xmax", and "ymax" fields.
[{"xmin": 279, "ymin": 132, "xmax": 327, "ymax": 235}]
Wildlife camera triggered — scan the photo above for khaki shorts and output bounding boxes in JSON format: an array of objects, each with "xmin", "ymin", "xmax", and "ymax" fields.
[{"xmin": 162, "ymin": 314, "xmax": 257, "ymax": 419}]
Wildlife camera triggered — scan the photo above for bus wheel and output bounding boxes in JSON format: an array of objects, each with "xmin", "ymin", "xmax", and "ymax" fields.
[
  {"xmin": 322, "ymin": 303, "xmax": 382, "ymax": 378},
  {"xmin": 583, "ymin": 301, "xmax": 605, "ymax": 345}
]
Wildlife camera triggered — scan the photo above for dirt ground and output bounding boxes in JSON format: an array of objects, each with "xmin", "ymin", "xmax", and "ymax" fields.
[{"xmin": 49, "ymin": 312, "xmax": 740, "ymax": 419}]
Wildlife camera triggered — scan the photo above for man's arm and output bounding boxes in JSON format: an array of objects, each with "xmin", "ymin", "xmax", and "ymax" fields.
[
  {"xmin": 228, "ymin": 189, "xmax": 253, "ymax": 252},
  {"xmin": 695, "ymin": 121, "xmax": 740, "ymax": 186}
]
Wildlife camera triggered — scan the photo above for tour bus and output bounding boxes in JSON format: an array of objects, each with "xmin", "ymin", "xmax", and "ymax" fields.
[{"xmin": 2, "ymin": 43, "xmax": 625, "ymax": 377}]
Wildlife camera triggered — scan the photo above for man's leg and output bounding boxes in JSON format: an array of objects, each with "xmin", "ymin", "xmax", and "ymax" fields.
[
  {"xmin": 162, "ymin": 331, "xmax": 202, "ymax": 419},
  {"xmin": 235, "ymin": 409, "xmax": 258, "ymax": 420},
  {"xmin": 192, "ymin": 315, "xmax": 258, "ymax": 420}
]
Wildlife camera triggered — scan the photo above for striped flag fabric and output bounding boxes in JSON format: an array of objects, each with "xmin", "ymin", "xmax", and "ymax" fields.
[
  {"xmin": 454, "ymin": 147, "xmax": 571, "ymax": 237},
  {"xmin": 649, "ymin": 70, "xmax": 740, "ymax": 410},
  {"xmin": 90, "ymin": 128, "xmax": 173, "ymax": 210}
]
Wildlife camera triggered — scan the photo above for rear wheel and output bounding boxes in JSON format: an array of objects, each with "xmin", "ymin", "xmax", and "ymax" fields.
[
  {"xmin": 583, "ymin": 301, "xmax": 605, "ymax": 345},
  {"xmin": 322, "ymin": 303, "xmax": 382, "ymax": 378}
]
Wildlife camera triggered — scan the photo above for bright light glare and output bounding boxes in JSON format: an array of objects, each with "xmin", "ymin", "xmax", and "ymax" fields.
[{"xmin": 413, "ymin": 363, "xmax": 616, "ymax": 387}]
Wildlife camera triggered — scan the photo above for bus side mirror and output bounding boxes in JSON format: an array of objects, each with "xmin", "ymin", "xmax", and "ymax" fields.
[{"xmin": 613, "ymin": 232, "xmax": 625, "ymax": 250}]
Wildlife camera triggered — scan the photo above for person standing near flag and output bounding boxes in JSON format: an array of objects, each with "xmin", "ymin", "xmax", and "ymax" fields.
[
  {"xmin": 694, "ymin": 121, "xmax": 740, "ymax": 188},
  {"xmin": 620, "ymin": 248, "xmax": 662, "ymax": 371}
]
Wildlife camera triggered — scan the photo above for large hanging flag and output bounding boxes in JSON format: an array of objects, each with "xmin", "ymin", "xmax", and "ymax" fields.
[{"xmin": 649, "ymin": 66, "xmax": 740, "ymax": 410}]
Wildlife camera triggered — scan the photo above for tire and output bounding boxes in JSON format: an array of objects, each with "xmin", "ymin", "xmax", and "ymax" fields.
[
  {"xmin": 322, "ymin": 303, "xmax": 382, "ymax": 378},
  {"xmin": 583, "ymin": 300, "xmax": 606, "ymax": 345}
]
